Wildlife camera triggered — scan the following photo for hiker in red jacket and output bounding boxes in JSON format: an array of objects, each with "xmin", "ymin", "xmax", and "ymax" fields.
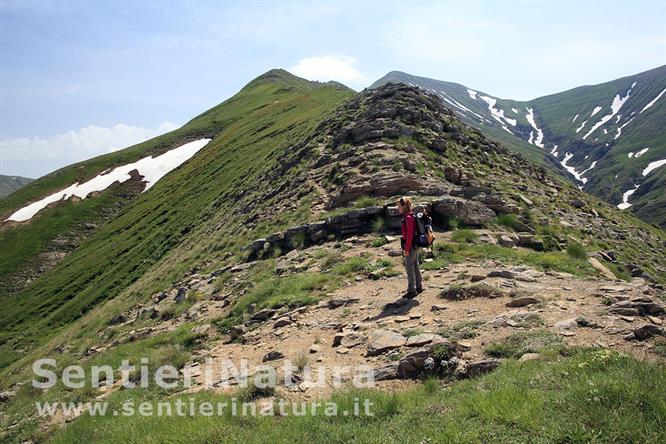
[{"xmin": 398, "ymin": 196, "xmax": 423, "ymax": 299}]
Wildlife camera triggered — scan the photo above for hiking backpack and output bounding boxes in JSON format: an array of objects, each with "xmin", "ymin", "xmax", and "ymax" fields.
[{"xmin": 414, "ymin": 211, "xmax": 435, "ymax": 248}]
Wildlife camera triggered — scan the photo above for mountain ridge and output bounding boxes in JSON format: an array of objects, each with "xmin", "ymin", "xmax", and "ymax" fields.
[{"xmin": 370, "ymin": 65, "xmax": 666, "ymax": 228}]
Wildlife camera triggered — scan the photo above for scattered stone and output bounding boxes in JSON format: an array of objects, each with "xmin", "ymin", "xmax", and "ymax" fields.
[
  {"xmin": 340, "ymin": 333, "xmax": 366, "ymax": 348},
  {"xmin": 431, "ymin": 304, "xmax": 448, "ymax": 311},
  {"xmin": 470, "ymin": 275, "xmax": 486, "ymax": 283},
  {"xmin": 648, "ymin": 316, "xmax": 663, "ymax": 325},
  {"xmin": 388, "ymin": 250, "xmax": 403, "ymax": 257},
  {"xmin": 0, "ymin": 390, "xmax": 16, "ymax": 403},
  {"xmin": 625, "ymin": 324, "xmax": 666, "ymax": 341},
  {"xmin": 231, "ymin": 262, "xmax": 255, "ymax": 273},
  {"xmin": 336, "ymin": 347, "xmax": 349, "ymax": 355},
  {"xmin": 309, "ymin": 344, "xmax": 321, "ymax": 354},
  {"xmin": 554, "ymin": 318, "xmax": 578, "ymax": 330},
  {"xmin": 109, "ymin": 314, "xmax": 125, "ymax": 325},
  {"xmin": 229, "ymin": 325, "xmax": 247, "ymax": 341},
  {"xmin": 251, "ymin": 308, "xmax": 277, "ymax": 322},
  {"xmin": 405, "ymin": 333, "xmax": 446, "ymax": 347},
  {"xmin": 506, "ymin": 296, "xmax": 541, "ymax": 307},
  {"xmin": 587, "ymin": 258, "xmax": 616, "ymax": 280},
  {"xmin": 499, "ymin": 235, "xmax": 515, "ymax": 248},
  {"xmin": 328, "ymin": 298, "xmax": 360, "ymax": 309},
  {"xmin": 457, "ymin": 359, "xmax": 501, "ymax": 378},
  {"xmin": 262, "ymin": 351, "xmax": 285, "ymax": 362},
  {"xmin": 518, "ymin": 194, "xmax": 533, "ymax": 206},
  {"xmin": 273, "ymin": 317, "xmax": 292, "ymax": 329},
  {"xmin": 487, "ymin": 267, "xmax": 541, "ymax": 282},
  {"xmin": 367, "ymin": 329, "xmax": 407, "ymax": 356},
  {"xmin": 372, "ymin": 363, "xmax": 400, "ymax": 381},
  {"xmin": 518, "ymin": 353, "xmax": 542, "ymax": 362},
  {"xmin": 191, "ymin": 324, "xmax": 212, "ymax": 335},
  {"xmin": 575, "ymin": 317, "xmax": 602, "ymax": 329},
  {"xmin": 175, "ymin": 287, "xmax": 188, "ymax": 303}
]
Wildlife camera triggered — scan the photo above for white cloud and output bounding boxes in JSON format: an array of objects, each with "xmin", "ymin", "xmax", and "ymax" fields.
[
  {"xmin": 0, "ymin": 122, "xmax": 180, "ymax": 178},
  {"xmin": 290, "ymin": 56, "xmax": 367, "ymax": 86}
]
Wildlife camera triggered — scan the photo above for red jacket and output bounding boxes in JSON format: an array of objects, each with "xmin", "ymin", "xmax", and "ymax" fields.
[{"xmin": 401, "ymin": 211, "xmax": 415, "ymax": 254}]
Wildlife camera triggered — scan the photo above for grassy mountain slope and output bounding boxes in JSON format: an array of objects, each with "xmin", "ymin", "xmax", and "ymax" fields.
[
  {"xmin": 1, "ymin": 74, "xmax": 665, "ymax": 442},
  {"xmin": 0, "ymin": 175, "xmax": 33, "ymax": 198},
  {"xmin": 371, "ymin": 66, "xmax": 666, "ymax": 228},
  {"xmin": 0, "ymin": 70, "xmax": 353, "ymax": 370}
]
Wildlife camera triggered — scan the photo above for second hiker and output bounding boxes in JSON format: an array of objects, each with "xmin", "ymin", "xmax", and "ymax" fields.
[{"xmin": 398, "ymin": 196, "xmax": 423, "ymax": 298}]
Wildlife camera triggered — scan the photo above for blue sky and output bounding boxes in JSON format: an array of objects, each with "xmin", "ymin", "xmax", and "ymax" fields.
[{"xmin": 1, "ymin": 0, "xmax": 665, "ymax": 177}]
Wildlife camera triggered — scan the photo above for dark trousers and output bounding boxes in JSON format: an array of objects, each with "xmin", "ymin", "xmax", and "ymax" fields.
[{"xmin": 404, "ymin": 248, "xmax": 422, "ymax": 292}]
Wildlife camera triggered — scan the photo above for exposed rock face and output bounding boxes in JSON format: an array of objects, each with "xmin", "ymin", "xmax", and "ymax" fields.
[{"xmin": 432, "ymin": 197, "xmax": 496, "ymax": 226}]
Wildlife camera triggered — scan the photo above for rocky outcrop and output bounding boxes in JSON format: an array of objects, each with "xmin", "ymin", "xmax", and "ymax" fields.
[{"xmin": 432, "ymin": 197, "xmax": 496, "ymax": 226}]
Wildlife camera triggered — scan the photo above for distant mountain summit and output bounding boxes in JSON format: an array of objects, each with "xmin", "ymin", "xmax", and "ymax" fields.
[
  {"xmin": 0, "ymin": 175, "xmax": 33, "ymax": 198},
  {"xmin": 371, "ymin": 65, "xmax": 666, "ymax": 228}
]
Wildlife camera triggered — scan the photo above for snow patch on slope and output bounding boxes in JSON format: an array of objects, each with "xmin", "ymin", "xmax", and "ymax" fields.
[
  {"xmin": 583, "ymin": 84, "xmax": 635, "ymax": 139},
  {"xmin": 590, "ymin": 106, "xmax": 602, "ymax": 117},
  {"xmin": 618, "ymin": 185, "xmax": 639, "ymax": 210},
  {"xmin": 643, "ymin": 159, "xmax": 666, "ymax": 176},
  {"xmin": 479, "ymin": 95, "xmax": 517, "ymax": 133},
  {"xmin": 525, "ymin": 107, "xmax": 544, "ymax": 148},
  {"xmin": 575, "ymin": 120, "xmax": 588, "ymax": 133},
  {"xmin": 640, "ymin": 87, "xmax": 666, "ymax": 113},
  {"xmin": 467, "ymin": 89, "xmax": 478, "ymax": 100},
  {"xmin": 6, "ymin": 138, "xmax": 211, "ymax": 222}
]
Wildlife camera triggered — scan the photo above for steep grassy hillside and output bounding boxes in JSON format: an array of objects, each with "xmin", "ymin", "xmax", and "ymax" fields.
[
  {"xmin": 0, "ymin": 70, "xmax": 353, "ymax": 370},
  {"xmin": 0, "ymin": 175, "xmax": 33, "ymax": 198}
]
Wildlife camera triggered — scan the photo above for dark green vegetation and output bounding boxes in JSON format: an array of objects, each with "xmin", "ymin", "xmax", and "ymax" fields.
[
  {"xmin": 45, "ymin": 348, "xmax": 666, "ymax": 444},
  {"xmin": 372, "ymin": 65, "xmax": 666, "ymax": 228},
  {"xmin": 0, "ymin": 175, "xmax": 33, "ymax": 198}
]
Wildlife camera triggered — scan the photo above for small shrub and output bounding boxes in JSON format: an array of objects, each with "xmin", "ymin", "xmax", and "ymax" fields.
[
  {"xmin": 566, "ymin": 242, "xmax": 587, "ymax": 259},
  {"xmin": 294, "ymin": 352, "xmax": 309, "ymax": 371},
  {"xmin": 370, "ymin": 217, "xmax": 386, "ymax": 233},
  {"xmin": 440, "ymin": 284, "xmax": 502, "ymax": 301},
  {"xmin": 289, "ymin": 232, "xmax": 307, "ymax": 250},
  {"xmin": 541, "ymin": 234, "xmax": 561, "ymax": 252},
  {"xmin": 451, "ymin": 229, "xmax": 479, "ymax": 243}
]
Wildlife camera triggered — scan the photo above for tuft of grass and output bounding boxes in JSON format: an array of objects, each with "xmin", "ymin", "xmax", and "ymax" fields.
[
  {"xmin": 484, "ymin": 330, "xmax": 566, "ymax": 358},
  {"xmin": 440, "ymin": 284, "xmax": 501, "ymax": 301},
  {"xmin": 450, "ymin": 229, "xmax": 479, "ymax": 243},
  {"xmin": 370, "ymin": 217, "xmax": 386, "ymax": 233},
  {"xmin": 493, "ymin": 213, "xmax": 522, "ymax": 231},
  {"xmin": 566, "ymin": 242, "xmax": 587, "ymax": 260},
  {"xmin": 438, "ymin": 320, "xmax": 485, "ymax": 340},
  {"xmin": 354, "ymin": 195, "xmax": 379, "ymax": 209}
]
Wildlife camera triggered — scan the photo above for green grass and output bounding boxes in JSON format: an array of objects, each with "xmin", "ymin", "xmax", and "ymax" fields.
[
  {"xmin": 45, "ymin": 348, "xmax": 666, "ymax": 443},
  {"xmin": 0, "ymin": 72, "xmax": 353, "ymax": 374},
  {"xmin": 493, "ymin": 213, "xmax": 522, "ymax": 231},
  {"xmin": 422, "ymin": 242, "xmax": 595, "ymax": 277},
  {"xmin": 354, "ymin": 195, "xmax": 380, "ymax": 208},
  {"xmin": 566, "ymin": 242, "xmax": 588, "ymax": 260},
  {"xmin": 450, "ymin": 229, "xmax": 479, "ymax": 243},
  {"xmin": 484, "ymin": 330, "xmax": 566, "ymax": 358}
]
